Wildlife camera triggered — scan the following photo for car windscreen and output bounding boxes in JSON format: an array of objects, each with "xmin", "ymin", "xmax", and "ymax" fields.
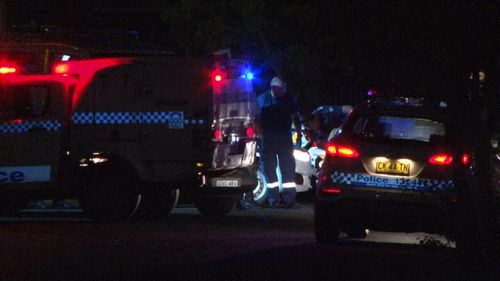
[{"xmin": 350, "ymin": 115, "xmax": 446, "ymax": 143}]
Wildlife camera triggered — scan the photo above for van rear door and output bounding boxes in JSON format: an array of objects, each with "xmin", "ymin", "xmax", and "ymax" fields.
[{"xmin": 0, "ymin": 79, "xmax": 66, "ymax": 193}]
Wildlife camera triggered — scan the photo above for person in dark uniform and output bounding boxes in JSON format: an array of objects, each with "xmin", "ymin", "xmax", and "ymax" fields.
[{"xmin": 255, "ymin": 77, "xmax": 302, "ymax": 208}]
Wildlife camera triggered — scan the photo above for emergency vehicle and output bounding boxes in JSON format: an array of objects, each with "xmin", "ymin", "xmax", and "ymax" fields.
[
  {"xmin": 194, "ymin": 59, "xmax": 259, "ymax": 215},
  {"xmin": 0, "ymin": 39, "xmax": 211, "ymax": 221},
  {"xmin": 314, "ymin": 97, "xmax": 476, "ymax": 248}
]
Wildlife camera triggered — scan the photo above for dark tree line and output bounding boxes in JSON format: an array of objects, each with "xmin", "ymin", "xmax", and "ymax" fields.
[{"xmin": 160, "ymin": 1, "xmax": 497, "ymax": 112}]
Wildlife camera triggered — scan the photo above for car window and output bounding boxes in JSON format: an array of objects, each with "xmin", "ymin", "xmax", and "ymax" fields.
[
  {"xmin": 351, "ymin": 115, "xmax": 446, "ymax": 142},
  {"xmin": 0, "ymin": 50, "xmax": 45, "ymax": 74},
  {"xmin": 0, "ymin": 85, "xmax": 52, "ymax": 120}
]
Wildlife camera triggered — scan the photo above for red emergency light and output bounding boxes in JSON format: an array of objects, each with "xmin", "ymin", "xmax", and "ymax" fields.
[
  {"xmin": 0, "ymin": 62, "xmax": 18, "ymax": 74},
  {"xmin": 52, "ymin": 58, "xmax": 133, "ymax": 107},
  {"xmin": 212, "ymin": 70, "xmax": 226, "ymax": 83},
  {"xmin": 53, "ymin": 63, "xmax": 71, "ymax": 75}
]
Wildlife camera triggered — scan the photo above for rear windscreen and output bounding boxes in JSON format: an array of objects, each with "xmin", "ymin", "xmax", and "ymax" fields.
[{"xmin": 351, "ymin": 115, "xmax": 446, "ymax": 142}]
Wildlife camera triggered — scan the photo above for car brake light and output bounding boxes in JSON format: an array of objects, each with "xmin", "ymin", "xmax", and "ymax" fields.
[
  {"xmin": 428, "ymin": 153, "xmax": 453, "ymax": 165},
  {"xmin": 245, "ymin": 127, "xmax": 255, "ymax": 138},
  {"xmin": 461, "ymin": 153, "xmax": 471, "ymax": 165},
  {"xmin": 326, "ymin": 144, "xmax": 336, "ymax": 155},
  {"xmin": 322, "ymin": 188, "xmax": 342, "ymax": 194},
  {"xmin": 213, "ymin": 129, "xmax": 222, "ymax": 140},
  {"xmin": 326, "ymin": 143, "xmax": 359, "ymax": 158}
]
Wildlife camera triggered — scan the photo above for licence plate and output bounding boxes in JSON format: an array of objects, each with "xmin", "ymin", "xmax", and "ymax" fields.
[
  {"xmin": 213, "ymin": 178, "xmax": 241, "ymax": 188},
  {"xmin": 375, "ymin": 160, "xmax": 410, "ymax": 176}
]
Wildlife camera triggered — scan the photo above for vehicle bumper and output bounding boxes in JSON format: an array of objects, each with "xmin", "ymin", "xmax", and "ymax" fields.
[
  {"xmin": 316, "ymin": 186, "xmax": 461, "ymax": 234},
  {"xmin": 196, "ymin": 165, "xmax": 258, "ymax": 198}
]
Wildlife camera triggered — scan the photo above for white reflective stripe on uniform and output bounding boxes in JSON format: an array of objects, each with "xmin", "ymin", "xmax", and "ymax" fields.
[
  {"xmin": 0, "ymin": 166, "xmax": 51, "ymax": 183},
  {"xmin": 282, "ymin": 182, "xmax": 296, "ymax": 189},
  {"xmin": 267, "ymin": 182, "xmax": 279, "ymax": 188}
]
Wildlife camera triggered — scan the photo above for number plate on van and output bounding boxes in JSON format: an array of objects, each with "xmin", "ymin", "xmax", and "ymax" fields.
[{"xmin": 213, "ymin": 178, "xmax": 240, "ymax": 187}]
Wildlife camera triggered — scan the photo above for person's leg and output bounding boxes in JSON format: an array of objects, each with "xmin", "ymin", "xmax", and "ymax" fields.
[
  {"xmin": 261, "ymin": 140, "xmax": 280, "ymax": 206},
  {"xmin": 277, "ymin": 139, "xmax": 297, "ymax": 206}
]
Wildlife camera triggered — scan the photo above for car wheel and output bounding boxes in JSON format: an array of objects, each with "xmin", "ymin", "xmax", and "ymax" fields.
[
  {"xmin": 194, "ymin": 197, "xmax": 235, "ymax": 217},
  {"xmin": 133, "ymin": 186, "xmax": 179, "ymax": 221},
  {"xmin": 451, "ymin": 211, "xmax": 477, "ymax": 258},
  {"xmin": 252, "ymin": 169, "xmax": 268, "ymax": 205},
  {"xmin": 79, "ymin": 165, "xmax": 141, "ymax": 222},
  {"xmin": 314, "ymin": 201, "xmax": 340, "ymax": 243},
  {"xmin": 342, "ymin": 212, "xmax": 367, "ymax": 239},
  {"xmin": 345, "ymin": 226, "xmax": 367, "ymax": 239}
]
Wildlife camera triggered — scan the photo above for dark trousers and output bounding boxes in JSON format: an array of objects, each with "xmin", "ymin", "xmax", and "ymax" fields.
[{"xmin": 261, "ymin": 135, "xmax": 297, "ymax": 205}]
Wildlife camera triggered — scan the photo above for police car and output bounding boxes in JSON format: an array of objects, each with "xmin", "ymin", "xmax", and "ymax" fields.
[{"xmin": 314, "ymin": 97, "xmax": 474, "ymax": 245}]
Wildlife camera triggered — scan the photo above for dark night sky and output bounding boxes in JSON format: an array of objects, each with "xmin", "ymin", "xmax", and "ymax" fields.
[{"xmin": 3, "ymin": 1, "xmax": 497, "ymax": 106}]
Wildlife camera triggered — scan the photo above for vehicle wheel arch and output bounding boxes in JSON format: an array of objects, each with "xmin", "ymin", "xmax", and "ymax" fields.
[{"xmin": 75, "ymin": 151, "xmax": 142, "ymax": 222}]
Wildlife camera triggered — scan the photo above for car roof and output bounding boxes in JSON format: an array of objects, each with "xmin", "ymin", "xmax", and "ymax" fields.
[
  {"xmin": 351, "ymin": 98, "xmax": 452, "ymax": 122},
  {"xmin": 0, "ymin": 36, "xmax": 90, "ymax": 56}
]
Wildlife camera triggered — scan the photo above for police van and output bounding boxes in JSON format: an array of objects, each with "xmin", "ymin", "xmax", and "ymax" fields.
[
  {"xmin": 193, "ymin": 59, "xmax": 259, "ymax": 215},
  {"xmin": 0, "ymin": 39, "xmax": 211, "ymax": 221}
]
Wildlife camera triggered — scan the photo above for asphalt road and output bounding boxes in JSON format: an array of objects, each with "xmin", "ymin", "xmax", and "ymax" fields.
[{"xmin": 0, "ymin": 204, "xmax": 498, "ymax": 281}]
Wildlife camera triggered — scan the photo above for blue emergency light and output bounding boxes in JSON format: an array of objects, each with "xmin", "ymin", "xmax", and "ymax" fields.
[{"xmin": 241, "ymin": 71, "xmax": 254, "ymax": 80}]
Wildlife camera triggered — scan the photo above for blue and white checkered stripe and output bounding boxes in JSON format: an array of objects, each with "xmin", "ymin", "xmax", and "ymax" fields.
[
  {"xmin": 0, "ymin": 111, "xmax": 207, "ymax": 133},
  {"xmin": 73, "ymin": 112, "xmax": 169, "ymax": 124},
  {"xmin": 330, "ymin": 171, "xmax": 454, "ymax": 191},
  {"xmin": 72, "ymin": 112, "xmax": 206, "ymax": 125},
  {"xmin": 0, "ymin": 120, "xmax": 62, "ymax": 133}
]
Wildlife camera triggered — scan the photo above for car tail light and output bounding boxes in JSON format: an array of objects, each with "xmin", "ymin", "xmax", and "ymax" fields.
[
  {"xmin": 428, "ymin": 153, "xmax": 453, "ymax": 165},
  {"xmin": 461, "ymin": 153, "xmax": 471, "ymax": 165},
  {"xmin": 245, "ymin": 127, "xmax": 255, "ymax": 138},
  {"xmin": 213, "ymin": 129, "xmax": 222, "ymax": 140},
  {"xmin": 321, "ymin": 188, "xmax": 342, "ymax": 194},
  {"xmin": 325, "ymin": 143, "xmax": 359, "ymax": 158}
]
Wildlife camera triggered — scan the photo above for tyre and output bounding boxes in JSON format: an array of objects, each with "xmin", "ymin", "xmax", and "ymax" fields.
[
  {"xmin": 314, "ymin": 201, "xmax": 340, "ymax": 243},
  {"xmin": 133, "ymin": 186, "xmax": 179, "ymax": 221},
  {"xmin": 252, "ymin": 169, "xmax": 268, "ymax": 206},
  {"xmin": 451, "ymin": 212, "xmax": 477, "ymax": 258},
  {"xmin": 342, "ymin": 212, "xmax": 367, "ymax": 239},
  {"xmin": 79, "ymin": 165, "xmax": 141, "ymax": 222},
  {"xmin": 344, "ymin": 226, "xmax": 367, "ymax": 239},
  {"xmin": 194, "ymin": 197, "xmax": 235, "ymax": 217}
]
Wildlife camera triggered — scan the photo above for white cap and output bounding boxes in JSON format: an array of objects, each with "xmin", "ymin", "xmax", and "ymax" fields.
[{"xmin": 270, "ymin": 77, "xmax": 284, "ymax": 88}]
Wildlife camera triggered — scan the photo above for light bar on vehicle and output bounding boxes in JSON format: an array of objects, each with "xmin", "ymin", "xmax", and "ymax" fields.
[
  {"xmin": 0, "ymin": 65, "xmax": 17, "ymax": 74},
  {"xmin": 241, "ymin": 71, "xmax": 254, "ymax": 80}
]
